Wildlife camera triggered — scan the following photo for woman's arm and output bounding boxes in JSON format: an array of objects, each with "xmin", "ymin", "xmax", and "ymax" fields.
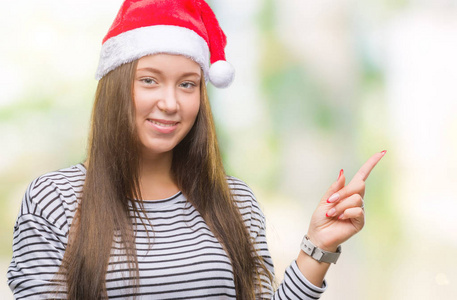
[
  {"xmin": 7, "ymin": 174, "xmax": 74, "ymax": 299},
  {"xmin": 229, "ymin": 177, "xmax": 327, "ymax": 299},
  {"xmin": 247, "ymin": 151, "xmax": 385, "ymax": 298},
  {"xmin": 296, "ymin": 151, "xmax": 386, "ymax": 286},
  {"xmin": 8, "ymin": 213, "xmax": 67, "ymax": 299}
]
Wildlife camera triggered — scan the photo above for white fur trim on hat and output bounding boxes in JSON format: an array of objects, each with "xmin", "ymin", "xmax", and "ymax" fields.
[{"xmin": 95, "ymin": 25, "xmax": 210, "ymax": 80}]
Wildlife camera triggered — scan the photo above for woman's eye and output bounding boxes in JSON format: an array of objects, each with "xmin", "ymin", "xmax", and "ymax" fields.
[
  {"xmin": 180, "ymin": 82, "xmax": 196, "ymax": 89},
  {"xmin": 140, "ymin": 78, "xmax": 156, "ymax": 85}
]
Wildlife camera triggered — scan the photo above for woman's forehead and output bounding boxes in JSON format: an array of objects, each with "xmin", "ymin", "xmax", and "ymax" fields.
[{"xmin": 136, "ymin": 54, "xmax": 201, "ymax": 73}]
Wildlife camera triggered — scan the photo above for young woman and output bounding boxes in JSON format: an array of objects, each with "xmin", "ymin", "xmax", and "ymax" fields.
[{"xmin": 7, "ymin": 0, "xmax": 385, "ymax": 299}]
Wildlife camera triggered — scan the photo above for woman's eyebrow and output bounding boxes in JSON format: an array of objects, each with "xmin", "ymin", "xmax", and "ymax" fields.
[
  {"xmin": 136, "ymin": 68, "xmax": 200, "ymax": 79},
  {"xmin": 180, "ymin": 72, "xmax": 201, "ymax": 78},
  {"xmin": 136, "ymin": 67, "xmax": 163, "ymax": 74}
]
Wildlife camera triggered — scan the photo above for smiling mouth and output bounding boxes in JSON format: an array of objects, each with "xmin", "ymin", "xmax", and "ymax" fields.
[{"xmin": 147, "ymin": 119, "xmax": 178, "ymax": 127}]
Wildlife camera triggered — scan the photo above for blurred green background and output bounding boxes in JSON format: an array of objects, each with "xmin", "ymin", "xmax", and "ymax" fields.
[{"xmin": 1, "ymin": 0, "xmax": 456, "ymax": 299}]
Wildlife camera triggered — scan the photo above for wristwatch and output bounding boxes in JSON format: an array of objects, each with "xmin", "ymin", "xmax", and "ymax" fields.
[{"xmin": 300, "ymin": 235, "xmax": 342, "ymax": 264}]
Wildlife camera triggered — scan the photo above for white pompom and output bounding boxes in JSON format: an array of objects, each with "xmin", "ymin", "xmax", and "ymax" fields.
[{"xmin": 208, "ymin": 60, "xmax": 235, "ymax": 88}]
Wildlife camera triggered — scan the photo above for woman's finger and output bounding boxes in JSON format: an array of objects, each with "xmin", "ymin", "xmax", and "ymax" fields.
[
  {"xmin": 338, "ymin": 207, "xmax": 365, "ymax": 222},
  {"xmin": 320, "ymin": 169, "xmax": 346, "ymax": 204},
  {"xmin": 349, "ymin": 150, "xmax": 386, "ymax": 184},
  {"xmin": 327, "ymin": 150, "xmax": 386, "ymax": 203},
  {"xmin": 326, "ymin": 194, "xmax": 363, "ymax": 218},
  {"xmin": 326, "ymin": 180, "xmax": 365, "ymax": 203}
]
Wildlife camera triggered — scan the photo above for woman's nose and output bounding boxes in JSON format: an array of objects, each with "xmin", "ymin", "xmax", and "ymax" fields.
[{"xmin": 157, "ymin": 87, "xmax": 178, "ymax": 113}]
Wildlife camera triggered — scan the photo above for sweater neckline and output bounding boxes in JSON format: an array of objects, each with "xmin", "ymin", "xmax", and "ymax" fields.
[{"xmin": 139, "ymin": 191, "xmax": 185, "ymax": 208}]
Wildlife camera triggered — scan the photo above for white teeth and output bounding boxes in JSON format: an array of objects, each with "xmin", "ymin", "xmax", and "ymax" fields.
[{"xmin": 149, "ymin": 120, "xmax": 176, "ymax": 127}]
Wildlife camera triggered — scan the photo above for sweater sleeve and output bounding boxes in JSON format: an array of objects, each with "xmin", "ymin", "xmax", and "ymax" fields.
[
  {"xmin": 228, "ymin": 176, "xmax": 327, "ymax": 299},
  {"xmin": 253, "ymin": 205, "xmax": 327, "ymax": 299},
  {"xmin": 7, "ymin": 176, "xmax": 71, "ymax": 299}
]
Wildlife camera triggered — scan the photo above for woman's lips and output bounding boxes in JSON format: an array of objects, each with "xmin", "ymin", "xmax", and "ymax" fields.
[{"xmin": 147, "ymin": 118, "xmax": 179, "ymax": 134}]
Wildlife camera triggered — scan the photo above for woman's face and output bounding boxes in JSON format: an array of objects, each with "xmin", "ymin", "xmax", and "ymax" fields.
[{"xmin": 133, "ymin": 54, "xmax": 201, "ymax": 159}]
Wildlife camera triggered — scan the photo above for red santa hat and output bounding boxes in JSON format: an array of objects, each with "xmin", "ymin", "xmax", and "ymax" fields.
[{"xmin": 95, "ymin": 0, "xmax": 235, "ymax": 88}]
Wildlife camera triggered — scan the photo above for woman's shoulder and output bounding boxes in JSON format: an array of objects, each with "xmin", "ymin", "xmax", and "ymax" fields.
[
  {"xmin": 27, "ymin": 164, "xmax": 86, "ymax": 201},
  {"xmin": 32, "ymin": 163, "xmax": 85, "ymax": 184},
  {"xmin": 227, "ymin": 175, "xmax": 256, "ymax": 197},
  {"xmin": 226, "ymin": 176, "xmax": 260, "ymax": 209},
  {"xmin": 18, "ymin": 164, "xmax": 86, "ymax": 230},
  {"xmin": 226, "ymin": 176, "xmax": 265, "ymax": 236}
]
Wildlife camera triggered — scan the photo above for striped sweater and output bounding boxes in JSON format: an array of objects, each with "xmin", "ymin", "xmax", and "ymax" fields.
[{"xmin": 7, "ymin": 164, "xmax": 326, "ymax": 299}]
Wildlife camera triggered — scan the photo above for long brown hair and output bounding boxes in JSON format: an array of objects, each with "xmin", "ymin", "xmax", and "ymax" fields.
[{"xmin": 59, "ymin": 59, "xmax": 272, "ymax": 299}]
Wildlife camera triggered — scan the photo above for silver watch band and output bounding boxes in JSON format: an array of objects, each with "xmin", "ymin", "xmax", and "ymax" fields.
[{"xmin": 300, "ymin": 235, "xmax": 342, "ymax": 264}]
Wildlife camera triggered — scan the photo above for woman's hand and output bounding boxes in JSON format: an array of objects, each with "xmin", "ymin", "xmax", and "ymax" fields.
[{"xmin": 306, "ymin": 151, "xmax": 386, "ymax": 252}]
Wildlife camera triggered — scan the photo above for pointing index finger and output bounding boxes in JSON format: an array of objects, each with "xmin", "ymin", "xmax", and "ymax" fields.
[{"xmin": 350, "ymin": 150, "xmax": 386, "ymax": 183}]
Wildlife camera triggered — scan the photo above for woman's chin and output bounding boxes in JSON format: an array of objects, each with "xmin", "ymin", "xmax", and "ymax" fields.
[{"xmin": 140, "ymin": 144, "xmax": 175, "ymax": 159}]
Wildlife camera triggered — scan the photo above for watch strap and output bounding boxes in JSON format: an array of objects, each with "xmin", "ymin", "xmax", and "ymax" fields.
[{"xmin": 300, "ymin": 235, "xmax": 341, "ymax": 264}]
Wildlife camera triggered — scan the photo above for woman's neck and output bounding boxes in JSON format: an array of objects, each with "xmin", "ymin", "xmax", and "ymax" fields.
[
  {"xmin": 83, "ymin": 151, "xmax": 179, "ymax": 200},
  {"xmin": 138, "ymin": 151, "xmax": 179, "ymax": 200}
]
